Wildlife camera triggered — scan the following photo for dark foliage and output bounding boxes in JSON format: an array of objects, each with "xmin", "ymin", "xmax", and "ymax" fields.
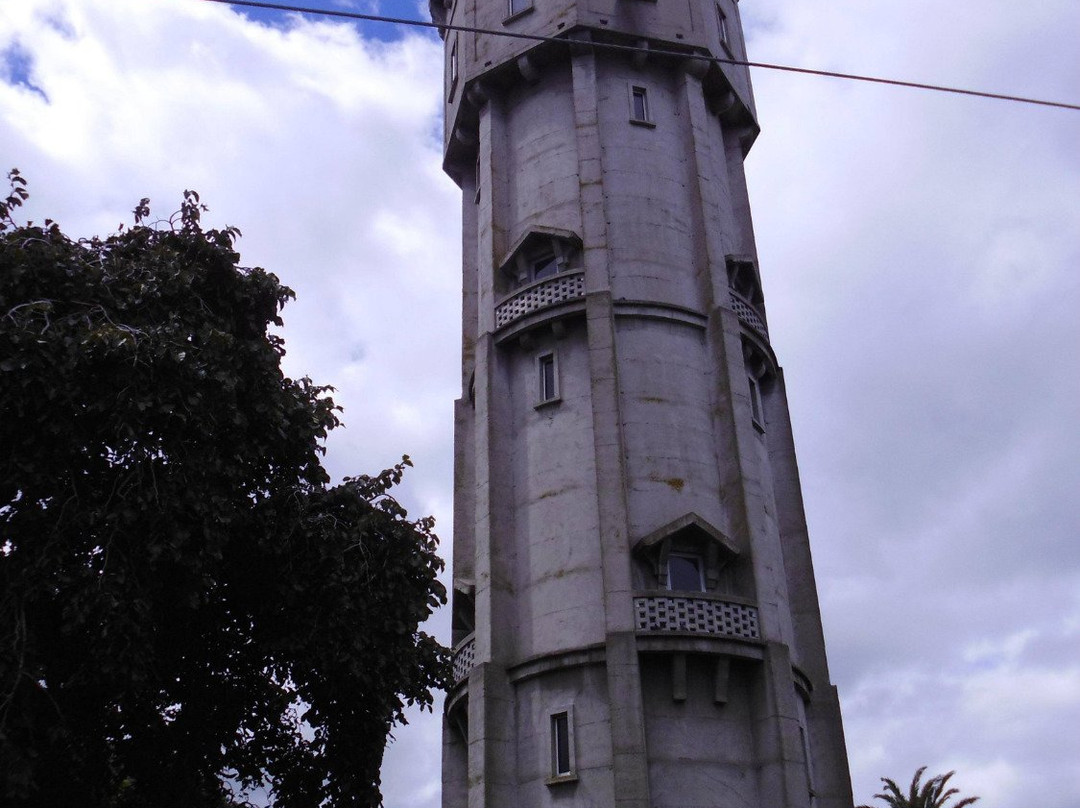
[{"xmin": 0, "ymin": 171, "xmax": 451, "ymax": 807}]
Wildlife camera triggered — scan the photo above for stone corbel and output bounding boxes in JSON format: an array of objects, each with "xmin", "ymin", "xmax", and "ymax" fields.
[
  {"xmin": 453, "ymin": 125, "xmax": 477, "ymax": 148},
  {"xmin": 713, "ymin": 89, "xmax": 737, "ymax": 117},
  {"xmin": 517, "ymin": 53, "xmax": 540, "ymax": 83},
  {"xmin": 682, "ymin": 54, "xmax": 709, "ymax": 80},
  {"xmin": 466, "ymin": 81, "xmax": 489, "ymax": 108},
  {"xmin": 567, "ymin": 30, "xmax": 592, "ymax": 56}
]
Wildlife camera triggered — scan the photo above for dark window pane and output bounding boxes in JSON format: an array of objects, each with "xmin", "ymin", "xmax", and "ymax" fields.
[
  {"xmin": 532, "ymin": 254, "xmax": 558, "ymax": 280},
  {"xmin": 540, "ymin": 355, "xmax": 556, "ymax": 401},
  {"xmin": 552, "ymin": 712, "xmax": 571, "ymax": 775},
  {"xmin": 668, "ymin": 555, "xmax": 703, "ymax": 591}
]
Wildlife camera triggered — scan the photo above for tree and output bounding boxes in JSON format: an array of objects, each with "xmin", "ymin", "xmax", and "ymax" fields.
[
  {"xmin": 0, "ymin": 171, "xmax": 451, "ymax": 808},
  {"xmin": 858, "ymin": 766, "xmax": 980, "ymax": 808}
]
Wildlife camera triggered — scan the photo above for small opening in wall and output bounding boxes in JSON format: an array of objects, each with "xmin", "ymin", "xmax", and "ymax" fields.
[
  {"xmin": 532, "ymin": 252, "xmax": 559, "ymax": 281},
  {"xmin": 538, "ymin": 352, "xmax": 559, "ymax": 405},
  {"xmin": 717, "ymin": 4, "xmax": 729, "ymax": 46},
  {"xmin": 748, "ymin": 375, "xmax": 764, "ymax": 432},
  {"xmin": 449, "ymin": 39, "xmax": 459, "ymax": 99},
  {"xmin": 668, "ymin": 552, "xmax": 705, "ymax": 592},
  {"xmin": 548, "ymin": 709, "xmax": 576, "ymax": 781},
  {"xmin": 552, "ymin": 712, "xmax": 570, "ymax": 775},
  {"xmin": 630, "ymin": 85, "xmax": 650, "ymax": 124},
  {"xmin": 506, "ymin": 0, "xmax": 533, "ymax": 21}
]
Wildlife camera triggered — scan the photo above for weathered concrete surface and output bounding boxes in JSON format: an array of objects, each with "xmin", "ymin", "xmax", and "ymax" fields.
[{"xmin": 439, "ymin": 0, "xmax": 854, "ymax": 804}]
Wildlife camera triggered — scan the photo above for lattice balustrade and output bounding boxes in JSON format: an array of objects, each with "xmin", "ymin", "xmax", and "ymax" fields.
[
  {"xmin": 495, "ymin": 272, "xmax": 585, "ymax": 329},
  {"xmin": 452, "ymin": 635, "xmax": 476, "ymax": 684},
  {"xmin": 729, "ymin": 291, "xmax": 768, "ymax": 341},
  {"xmin": 634, "ymin": 595, "xmax": 760, "ymax": 640}
]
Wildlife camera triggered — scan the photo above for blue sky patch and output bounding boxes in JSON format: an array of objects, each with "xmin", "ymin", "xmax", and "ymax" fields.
[
  {"xmin": 229, "ymin": 0, "xmax": 436, "ymax": 43},
  {"xmin": 1, "ymin": 41, "xmax": 48, "ymax": 102}
]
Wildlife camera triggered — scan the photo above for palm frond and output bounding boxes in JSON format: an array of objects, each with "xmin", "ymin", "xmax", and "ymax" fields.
[
  {"xmin": 909, "ymin": 766, "xmax": 928, "ymax": 807},
  {"xmin": 860, "ymin": 766, "xmax": 978, "ymax": 808}
]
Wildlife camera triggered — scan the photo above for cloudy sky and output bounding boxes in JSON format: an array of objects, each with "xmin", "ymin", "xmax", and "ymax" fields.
[{"xmin": 2, "ymin": 0, "xmax": 1077, "ymax": 806}]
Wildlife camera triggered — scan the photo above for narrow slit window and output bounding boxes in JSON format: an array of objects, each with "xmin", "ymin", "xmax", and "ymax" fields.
[
  {"xmin": 717, "ymin": 5, "xmax": 729, "ymax": 46},
  {"xmin": 449, "ymin": 39, "xmax": 459, "ymax": 98},
  {"xmin": 474, "ymin": 154, "xmax": 481, "ymax": 204},
  {"xmin": 538, "ymin": 352, "xmax": 558, "ymax": 404},
  {"xmin": 630, "ymin": 85, "xmax": 650, "ymax": 123},
  {"xmin": 748, "ymin": 375, "xmax": 764, "ymax": 430},
  {"xmin": 551, "ymin": 711, "xmax": 571, "ymax": 777},
  {"xmin": 800, "ymin": 725, "xmax": 816, "ymax": 803}
]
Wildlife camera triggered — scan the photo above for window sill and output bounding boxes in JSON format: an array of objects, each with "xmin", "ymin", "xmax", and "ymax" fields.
[
  {"xmin": 752, "ymin": 418, "xmax": 765, "ymax": 434},
  {"xmin": 546, "ymin": 774, "xmax": 578, "ymax": 786},
  {"xmin": 629, "ymin": 118, "xmax": 656, "ymax": 128},
  {"xmin": 535, "ymin": 396, "xmax": 562, "ymax": 410},
  {"xmin": 503, "ymin": 5, "xmax": 534, "ymax": 24}
]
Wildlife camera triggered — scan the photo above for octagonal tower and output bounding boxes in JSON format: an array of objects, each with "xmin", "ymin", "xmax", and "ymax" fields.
[{"xmin": 433, "ymin": 0, "xmax": 854, "ymax": 805}]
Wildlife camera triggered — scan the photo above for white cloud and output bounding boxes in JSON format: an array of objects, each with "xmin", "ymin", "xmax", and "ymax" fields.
[
  {"xmin": 742, "ymin": 1, "xmax": 1080, "ymax": 805},
  {"xmin": 3, "ymin": 0, "xmax": 1078, "ymax": 806}
]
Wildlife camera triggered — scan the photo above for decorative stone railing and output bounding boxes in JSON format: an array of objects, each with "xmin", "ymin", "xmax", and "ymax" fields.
[
  {"xmin": 729, "ymin": 290, "xmax": 768, "ymax": 341},
  {"xmin": 634, "ymin": 595, "xmax": 760, "ymax": 641},
  {"xmin": 495, "ymin": 271, "xmax": 585, "ymax": 329},
  {"xmin": 451, "ymin": 633, "xmax": 476, "ymax": 685}
]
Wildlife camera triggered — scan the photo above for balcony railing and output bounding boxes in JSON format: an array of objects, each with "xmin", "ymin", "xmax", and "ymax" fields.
[
  {"xmin": 451, "ymin": 633, "xmax": 476, "ymax": 685},
  {"xmin": 634, "ymin": 595, "xmax": 760, "ymax": 641},
  {"xmin": 729, "ymin": 290, "xmax": 768, "ymax": 341},
  {"xmin": 495, "ymin": 271, "xmax": 585, "ymax": 329}
]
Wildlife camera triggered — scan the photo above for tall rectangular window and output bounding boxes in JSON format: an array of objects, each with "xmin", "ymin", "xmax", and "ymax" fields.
[
  {"xmin": 508, "ymin": 0, "xmax": 532, "ymax": 18},
  {"xmin": 748, "ymin": 375, "xmax": 764, "ymax": 430},
  {"xmin": 449, "ymin": 39, "xmax": 459, "ymax": 98},
  {"xmin": 538, "ymin": 352, "xmax": 558, "ymax": 403},
  {"xmin": 551, "ymin": 711, "xmax": 572, "ymax": 777},
  {"xmin": 800, "ymin": 725, "xmax": 816, "ymax": 804},
  {"xmin": 717, "ymin": 4, "xmax": 729, "ymax": 46},
  {"xmin": 630, "ymin": 85, "xmax": 650, "ymax": 123},
  {"xmin": 474, "ymin": 154, "xmax": 481, "ymax": 204}
]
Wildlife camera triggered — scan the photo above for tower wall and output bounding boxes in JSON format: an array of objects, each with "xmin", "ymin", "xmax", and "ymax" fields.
[
  {"xmin": 500, "ymin": 67, "xmax": 583, "ymax": 244},
  {"xmin": 438, "ymin": 0, "xmax": 854, "ymax": 804},
  {"xmin": 503, "ymin": 321, "xmax": 605, "ymax": 659}
]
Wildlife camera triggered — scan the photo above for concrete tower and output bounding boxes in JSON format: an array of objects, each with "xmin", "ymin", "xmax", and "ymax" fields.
[{"xmin": 432, "ymin": 0, "xmax": 854, "ymax": 804}]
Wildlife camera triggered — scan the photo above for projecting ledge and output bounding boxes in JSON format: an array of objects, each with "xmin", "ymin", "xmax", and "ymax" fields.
[
  {"xmin": 611, "ymin": 299, "xmax": 708, "ymax": 329},
  {"xmin": 450, "ymin": 632, "xmax": 476, "ymax": 687},
  {"xmin": 507, "ymin": 642, "xmax": 608, "ymax": 684},
  {"xmin": 635, "ymin": 633, "xmax": 764, "ymax": 663},
  {"xmin": 633, "ymin": 593, "xmax": 761, "ymax": 641},
  {"xmin": 493, "ymin": 271, "xmax": 586, "ymax": 341}
]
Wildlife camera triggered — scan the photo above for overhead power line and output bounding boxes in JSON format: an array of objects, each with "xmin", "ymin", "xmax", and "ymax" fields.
[{"xmin": 205, "ymin": 0, "xmax": 1080, "ymax": 112}]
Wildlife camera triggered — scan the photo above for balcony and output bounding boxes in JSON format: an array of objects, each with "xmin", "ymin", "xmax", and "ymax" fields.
[
  {"xmin": 451, "ymin": 632, "xmax": 476, "ymax": 685},
  {"xmin": 494, "ymin": 271, "xmax": 585, "ymax": 329},
  {"xmin": 634, "ymin": 594, "xmax": 760, "ymax": 641},
  {"xmin": 729, "ymin": 289, "xmax": 768, "ymax": 342}
]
